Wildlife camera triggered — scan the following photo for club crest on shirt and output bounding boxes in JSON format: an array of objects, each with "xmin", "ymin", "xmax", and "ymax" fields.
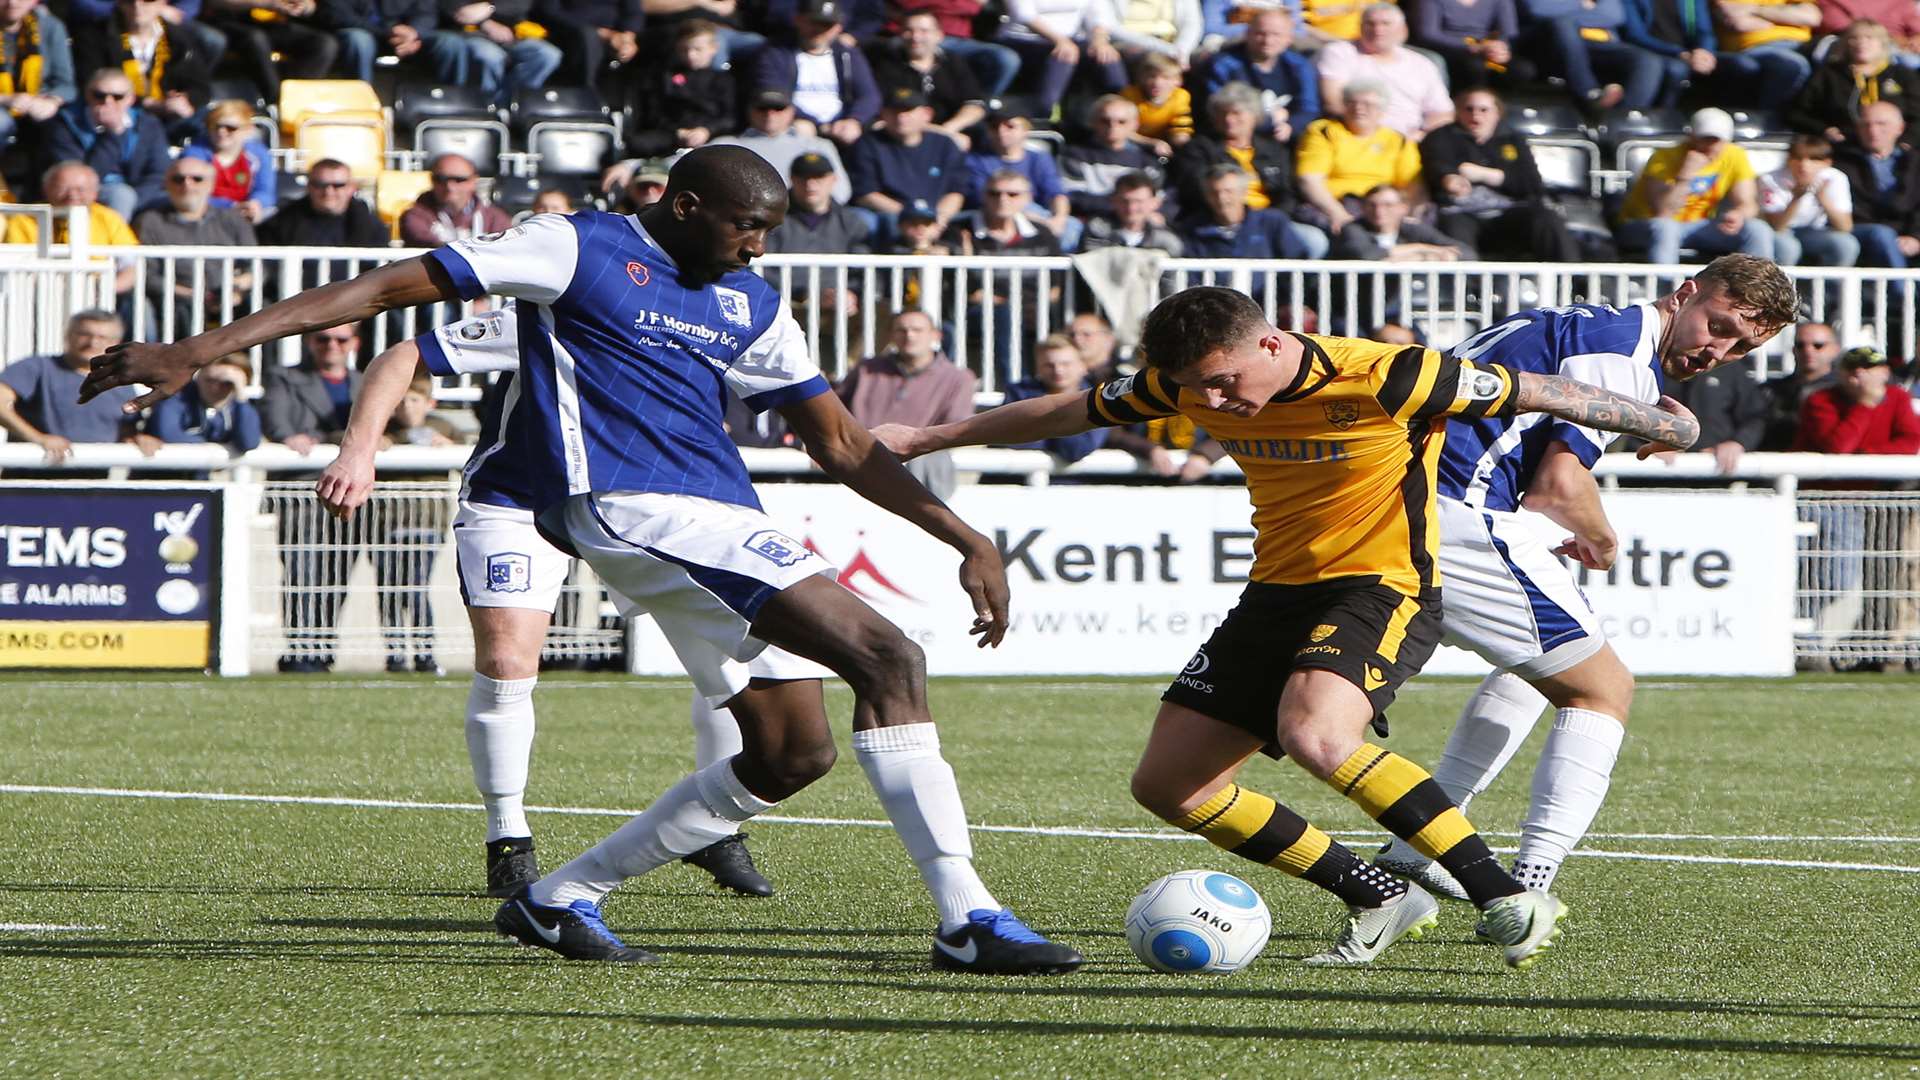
[
  {"xmin": 1310, "ymin": 623, "xmax": 1337, "ymax": 642},
  {"xmin": 456, "ymin": 311, "xmax": 503, "ymax": 342},
  {"xmin": 626, "ymin": 260, "xmax": 651, "ymax": 288},
  {"xmin": 1465, "ymin": 370, "xmax": 1506, "ymax": 401},
  {"xmin": 714, "ymin": 286, "xmax": 753, "ymax": 327},
  {"xmin": 1323, "ymin": 401, "xmax": 1358, "ymax": 430},
  {"xmin": 743, "ymin": 529, "xmax": 809, "ymax": 567},
  {"xmin": 486, "ymin": 551, "xmax": 532, "ymax": 592}
]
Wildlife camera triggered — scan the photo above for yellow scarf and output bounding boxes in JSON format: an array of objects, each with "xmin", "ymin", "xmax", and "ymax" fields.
[
  {"xmin": 0, "ymin": 13, "xmax": 45, "ymax": 100},
  {"xmin": 1855, "ymin": 61, "xmax": 1890, "ymax": 109},
  {"xmin": 122, "ymin": 28, "xmax": 170, "ymax": 103}
]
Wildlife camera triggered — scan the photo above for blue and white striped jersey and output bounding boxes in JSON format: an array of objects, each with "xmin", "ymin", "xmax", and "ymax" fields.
[
  {"xmin": 1437, "ymin": 303, "xmax": 1667, "ymax": 512},
  {"xmin": 419, "ymin": 211, "xmax": 831, "ymax": 513}
]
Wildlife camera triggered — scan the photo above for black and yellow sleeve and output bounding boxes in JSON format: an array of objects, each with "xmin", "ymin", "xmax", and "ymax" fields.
[
  {"xmin": 1086, "ymin": 368, "xmax": 1184, "ymax": 428},
  {"xmin": 1373, "ymin": 347, "xmax": 1518, "ymax": 424}
]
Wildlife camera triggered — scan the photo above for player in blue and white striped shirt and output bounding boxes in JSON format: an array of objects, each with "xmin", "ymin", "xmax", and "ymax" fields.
[
  {"xmin": 90, "ymin": 146, "xmax": 1083, "ymax": 975},
  {"xmin": 1376, "ymin": 256, "xmax": 1796, "ymax": 902}
]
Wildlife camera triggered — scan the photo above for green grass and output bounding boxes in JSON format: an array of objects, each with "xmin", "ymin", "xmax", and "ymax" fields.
[{"xmin": 2, "ymin": 673, "xmax": 1917, "ymax": 1078}]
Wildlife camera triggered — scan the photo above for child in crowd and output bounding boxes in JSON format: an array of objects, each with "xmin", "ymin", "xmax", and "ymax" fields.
[
  {"xmin": 620, "ymin": 20, "xmax": 738, "ymax": 157},
  {"xmin": 1122, "ymin": 53, "xmax": 1195, "ymax": 158}
]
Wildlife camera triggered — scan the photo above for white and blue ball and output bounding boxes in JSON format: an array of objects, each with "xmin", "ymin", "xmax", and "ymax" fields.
[{"xmin": 1124, "ymin": 869, "xmax": 1271, "ymax": 974}]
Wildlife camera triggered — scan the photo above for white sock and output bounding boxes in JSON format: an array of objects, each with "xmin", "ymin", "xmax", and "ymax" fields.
[
  {"xmin": 534, "ymin": 759, "xmax": 776, "ymax": 908},
  {"xmin": 466, "ymin": 674, "xmax": 537, "ymax": 842},
  {"xmin": 853, "ymin": 723, "xmax": 999, "ymax": 932},
  {"xmin": 1513, "ymin": 707, "xmax": 1626, "ymax": 884},
  {"xmin": 689, "ymin": 689, "xmax": 743, "ymax": 769},
  {"xmin": 1379, "ymin": 671, "xmax": 1548, "ymax": 869}
]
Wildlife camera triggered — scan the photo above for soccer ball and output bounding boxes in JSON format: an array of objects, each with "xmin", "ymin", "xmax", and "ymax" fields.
[{"xmin": 1125, "ymin": 869, "xmax": 1271, "ymax": 974}]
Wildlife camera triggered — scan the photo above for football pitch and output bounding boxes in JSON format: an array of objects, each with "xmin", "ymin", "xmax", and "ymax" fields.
[{"xmin": 2, "ymin": 673, "xmax": 1916, "ymax": 1078}]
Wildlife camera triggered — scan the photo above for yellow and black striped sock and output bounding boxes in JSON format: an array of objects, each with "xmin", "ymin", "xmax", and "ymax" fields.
[
  {"xmin": 1328, "ymin": 743, "xmax": 1524, "ymax": 906},
  {"xmin": 1172, "ymin": 783, "xmax": 1406, "ymax": 908}
]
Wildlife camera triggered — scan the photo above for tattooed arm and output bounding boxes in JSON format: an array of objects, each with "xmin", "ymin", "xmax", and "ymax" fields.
[{"xmin": 1513, "ymin": 371, "xmax": 1701, "ymax": 451}]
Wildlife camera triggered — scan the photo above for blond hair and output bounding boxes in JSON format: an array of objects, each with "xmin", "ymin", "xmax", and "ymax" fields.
[{"xmin": 206, "ymin": 99, "xmax": 255, "ymax": 131}]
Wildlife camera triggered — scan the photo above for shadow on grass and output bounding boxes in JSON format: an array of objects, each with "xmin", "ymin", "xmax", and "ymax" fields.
[
  {"xmin": 416, "ymin": 1009, "xmax": 1920, "ymax": 1060},
  {"xmin": 0, "ymin": 881, "xmax": 474, "ymax": 899}
]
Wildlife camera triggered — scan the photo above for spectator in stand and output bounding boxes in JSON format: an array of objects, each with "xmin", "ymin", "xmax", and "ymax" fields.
[
  {"xmin": 529, "ymin": 188, "xmax": 572, "ymax": 214},
  {"xmin": 1334, "ymin": 182, "xmax": 1472, "ymax": 259},
  {"xmin": 147, "ymin": 354, "xmax": 263, "ymax": 452},
  {"xmin": 891, "ymin": 0, "xmax": 1021, "ymax": 97},
  {"xmin": 134, "ymin": 156, "xmax": 259, "ymax": 330},
  {"xmin": 1000, "ymin": 333, "xmax": 1109, "ymax": 463},
  {"xmin": 182, "ymin": 100, "xmax": 275, "ymax": 224},
  {"xmin": 257, "ymin": 158, "xmax": 387, "ymax": 280},
  {"xmin": 203, "ymin": 0, "xmax": 339, "ymax": 103},
  {"xmin": 1521, "ymin": 0, "xmax": 1677, "ymax": 111},
  {"xmin": 1173, "ymin": 82, "xmax": 1302, "ymax": 219},
  {"xmin": 755, "ymin": 0, "xmax": 882, "ymax": 145},
  {"xmin": 43, "ymin": 68, "xmax": 169, "ymax": 221},
  {"xmin": 442, "ymin": 0, "xmax": 563, "ymax": 109},
  {"xmin": 262, "ymin": 325, "xmax": 362, "ymax": 673},
  {"xmin": 1787, "ymin": 21, "xmax": 1920, "ymax": 149},
  {"xmin": 963, "ymin": 109, "xmax": 1076, "ymax": 245},
  {"xmin": 1203, "ymin": 9, "xmax": 1319, "ymax": 139},
  {"xmin": 336, "ymin": 0, "xmax": 470, "ymax": 85},
  {"xmin": 1068, "ymin": 309, "xmax": 1124, "ymax": 378},
  {"xmin": 1292, "ymin": 79, "xmax": 1420, "ymax": 236},
  {"xmin": 399, "ymin": 152, "xmax": 510, "ymax": 247},
  {"xmin": 1653, "ymin": 352, "xmax": 1768, "ymax": 473},
  {"xmin": 1058, "ymin": 94, "xmax": 1169, "ymax": 219},
  {"xmin": 531, "ymin": 0, "xmax": 642, "ymax": 91},
  {"xmin": 869, "ymin": 10, "xmax": 989, "ymax": 150},
  {"xmin": 1759, "ymin": 133, "xmax": 1858, "ymax": 266},
  {"xmin": 3, "ymin": 163, "xmax": 139, "ymax": 299},
  {"xmin": 847, "ymin": 85, "xmax": 967, "ymax": 241},
  {"xmin": 1179, "ymin": 162, "xmax": 1324, "ymax": 256},
  {"xmin": 654, "ymin": 90, "xmax": 853, "ymax": 203},
  {"xmin": 1412, "ymin": 0, "xmax": 1533, "ymax": 91},
  {"xmin": 997, "ymin": 0, "xmax": 1126, "ymax": 115},
  {"xmin": 1812, "ymin": 0, "xmax": 1920, "ymax": 64},
  {"xmin": 70, "ymin": 0, "xmax": 210, "ymax": 145},
  {"xmin": 838, "ymin": 307, "xmax": 976, "ymax": 497},
  {"xmin": 947, "ymin": 169, "xmax": 1062, "ymax": 383},
  {"xmin": 374, "ymin": 374, "xmax": 463, "ymax": 674},
  {"xmin": 1761, "ymin": 320, "xmax": 1838, "ymax": 448},
  {"xmin": 1315, "ymin": 3, "xmax": 1451, "ymax": 140},
  {"xmin": 1831, "ymin": 101, "xmax": 1920, "ymax": 267},
  {"xmin": 888, "ymin": 204, "xmax": 952, "ymax": 253},
  {"xmin": 1618, "ymin": 0, "xmax": 1719, "ymax": 98},
  {"xmin": 1615, "ymin": 107, "xmax": 1774, "ymax": 264},
  {"xmin": 1797, "ymin": 345, "xmax": 1920, "ymax": 454},
  {"xmin": 1081, "ymin": 169, "xmax": 1185, "ymax": 252},
  {"xmin": 1299, "ymin": 0, "xmax": 1372, "ymax": 50},
  {"xmin": 767, "ymin": 150, "xmax": 872, "ymax": 252},
  {"xmin": 620, "ymin": 20, "xmax": 738, "ymax": 157},
  {"xmin": 0, "ymin": 310, "xmax": 144, "ymax": 465},
  {"xmin": 1711, "ymin": 0, "xmax": 1816, "ymax": 110},
  {"xmin": 0, "ymin": 0, "xmax": 77, "ymax": 150},
  {"xmin": 1422, "ymin": 87, "xmax": 1580, "ymax": 262},
  {"xmin": 1123, "ymin": 52, "xmax": 1195, "ymax": 156},
  {"xmin": 1108, "ymin": 0, "xmax": 1202, "ymax": 69}
]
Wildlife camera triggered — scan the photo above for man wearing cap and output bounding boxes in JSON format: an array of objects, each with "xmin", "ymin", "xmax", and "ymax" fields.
[
  {"xmin": 767, "ymin": 151, "xmax": 872, "ymax": 253},
  {"xmin": 608, "ymin": 91, "xmax": 853, "ymax": 204},
  {"xmin": 847, "ymin": 85, "xmax": 968, "ymax": 241},
  {"xmin": 755, "ymin": 0, "xmax": 882, "ymax": 144},
  {"xmin": 1615, "ymin": 107, "xmax": 1775, "ymax": 265}
]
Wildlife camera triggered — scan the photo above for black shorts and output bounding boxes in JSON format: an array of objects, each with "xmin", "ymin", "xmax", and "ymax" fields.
[{"xmin": 1161, "ymin": 579, "xmax": 1442, "ymax": 753}]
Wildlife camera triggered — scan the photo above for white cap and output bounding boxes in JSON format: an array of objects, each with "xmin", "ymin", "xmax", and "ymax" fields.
[{"xmin": 1688, "ymin": 107, "xmax": 1735, "ymax": 142}]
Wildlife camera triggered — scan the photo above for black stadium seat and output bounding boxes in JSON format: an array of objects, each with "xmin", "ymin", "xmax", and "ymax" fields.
[
  {"xmin": 528, "ymin": 123, "xmax": 618, "ymax": 177},
  {"xmin": 1594, "ymin": 107, "xmax": 1687, "ymax": 149},
  {"xmin": 510, "ymin": 86, "xmax": 610, "ymax": 135},
  {"xmin": 392, "ymin": 82, "xmax": 498, "ymax": 147},
  {"xmin": 1503, "ymin": 101, "xmax": 1587, "ymax": 139},
  {"xmin": 209, "ymin": 76, "xmax": 270, "ymax": 115}
]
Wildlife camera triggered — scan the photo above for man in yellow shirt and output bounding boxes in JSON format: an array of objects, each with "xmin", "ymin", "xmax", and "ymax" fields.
[
  {"xmin": 1294, "ymin": 80, "xmax": 1421, "ymax": 233},
  {"xmin": 1715, "ymin": 0, "xmax": 1818, "ymax": 109},
  {"xmin": 4, "ymin": 162, "xmax": 139, "ymax": 296},
  {"xmin": 1616, "ymin": 107, "xmax": 1775, "ymax": 265}
]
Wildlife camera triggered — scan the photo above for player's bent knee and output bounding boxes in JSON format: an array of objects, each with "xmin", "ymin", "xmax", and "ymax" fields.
[{"xmin": 1274, "ymin": 725, "xmax": 1352, "ymax": 781}]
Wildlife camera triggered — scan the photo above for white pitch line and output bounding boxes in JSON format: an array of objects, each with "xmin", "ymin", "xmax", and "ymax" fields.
[
  {"xmin": 0, "ymin": 923, "xmax": 107, "ymax": 932},
  {"xmin": 3, "ymin": 783, "xmax": 1919, "ymax": 876}
]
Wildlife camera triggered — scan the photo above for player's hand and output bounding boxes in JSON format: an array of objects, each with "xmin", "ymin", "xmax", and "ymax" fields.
[
  {"xmin": 1552, "ymin": 529, "xmax": 1616, "ymax": 571},
  {"xmin": 80, "ymin": 340, "xmax": 201, "ymax": 410},
  {"xmin": 958, "ymin": 540, "xmax": 1010, "ymax": 648},
  {"xmin": 870, "ymin": 422, "xmax": 930, "ymax": 459},
  {"xmin": 315, "ymin": 451, "xmax": 376, "ymax": 520}
]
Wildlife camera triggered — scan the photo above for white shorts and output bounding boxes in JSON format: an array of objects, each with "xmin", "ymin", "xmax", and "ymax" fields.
[
  {"xmin": 1437, "ymin": 497, "xmax": 1606, "ymax": 680},
  {"xmin": 455, "ymin": 498, "xmax": 832, "ymax": 690},
  {"xmin": 541, "ymin": 491, "xmax": 837, "ymax": 704}
]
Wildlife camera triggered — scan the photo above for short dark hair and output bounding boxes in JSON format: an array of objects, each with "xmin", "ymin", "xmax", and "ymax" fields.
[
  {"xmin": 1138, "ymin": 287, "xmax": 1269, "ymax": 373},
  {"xmin": 1111, "ymin": 171, "xmax": 1157, "ymax": 196}
]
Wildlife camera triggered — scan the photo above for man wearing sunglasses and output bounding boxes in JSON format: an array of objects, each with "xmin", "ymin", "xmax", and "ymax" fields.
[
  {"xmin": 42, "ymin": 67, "xmax": 169, "ymax": 220},
  {"xmin": 398, "ymin": 151, "xmax": 510, "ymax": 249}
]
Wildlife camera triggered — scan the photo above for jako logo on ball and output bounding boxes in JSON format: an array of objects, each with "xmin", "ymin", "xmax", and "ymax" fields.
[{"xmin": 1125, "ymin": 869, "xmax": 1271, "ymax": 974}]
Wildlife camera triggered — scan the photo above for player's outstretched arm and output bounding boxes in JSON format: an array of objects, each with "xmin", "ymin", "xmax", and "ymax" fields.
[
  {"xmin": 1522, "ymin": 441, "xmax": 1618, "ymax": 571},
  {"xmin": 80, "ymin": 256, "xmax": 462, "ymax": 412},
  {"xmin": 314, "ymin": 339, "xmax": 426, "ymax": 522},
  {"xmin": 780, "ymin": 392, "xmax": 1011, "ymax": 647},
  {"xmin": 872, "ymin": 389, "xmax": 1098, "ymax": 460},
  {"xmin": 1512, "ymin": 371, "xmax": 1701, "ymax": 451}
]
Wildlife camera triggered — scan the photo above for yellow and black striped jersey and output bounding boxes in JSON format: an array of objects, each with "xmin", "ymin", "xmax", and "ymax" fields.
[{"xmin": 1087, "ymin": 333, "xmax": 1518, "ymax": 596}]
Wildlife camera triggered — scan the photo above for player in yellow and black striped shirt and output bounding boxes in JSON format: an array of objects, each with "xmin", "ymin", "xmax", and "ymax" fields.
[{"xmin": 877, "ymin": 286, "xmax": 1700, "ymax": 970}]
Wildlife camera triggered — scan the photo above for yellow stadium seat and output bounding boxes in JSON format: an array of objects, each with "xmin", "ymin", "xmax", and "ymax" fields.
[
  {"xmin": 278, "ymin": 79, "xmax": 383, "ymax": 138},
  {"xmin": 295, "ymin": 114, "xmax": 387, "ymax": 180},
  {"xmin": 375, "ymin": 170, "xmax": 434, "ymax": 240}
]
